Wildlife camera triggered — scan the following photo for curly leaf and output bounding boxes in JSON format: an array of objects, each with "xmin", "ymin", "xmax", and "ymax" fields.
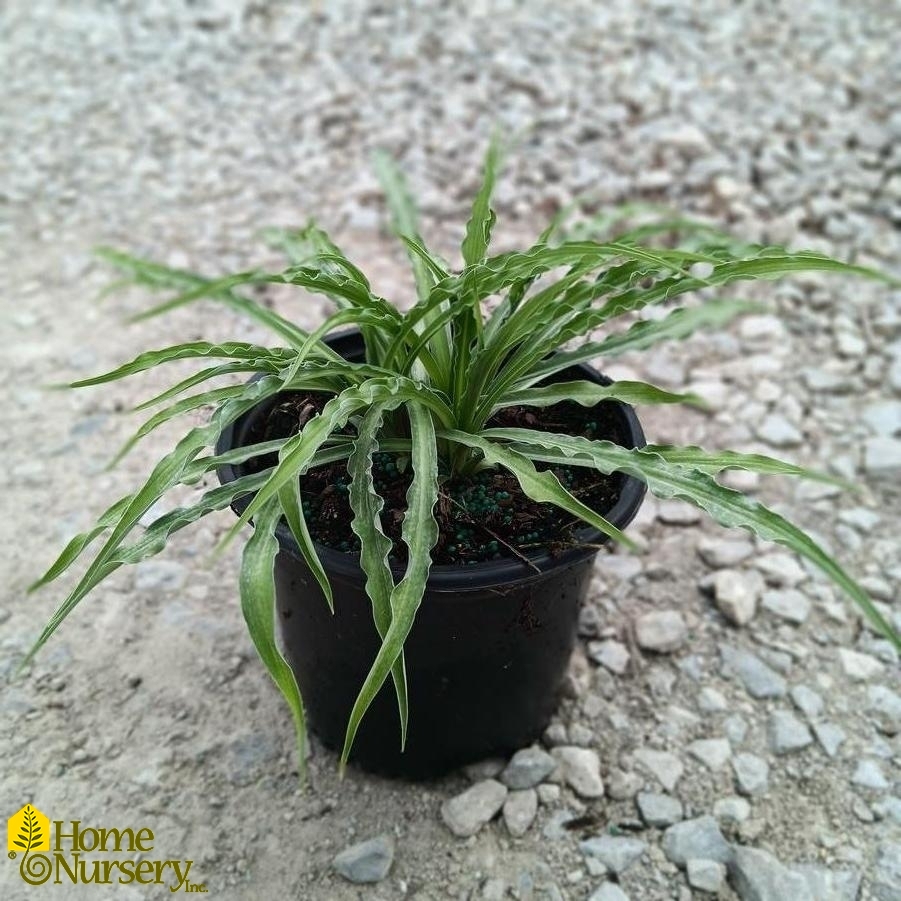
[
  {"xmin": 340, "ymin": 400, "xmax": 439, "ymax": 768},
  {"xmin": 347, "ymin": 403, "xmax": 408, "ymax": 746}
]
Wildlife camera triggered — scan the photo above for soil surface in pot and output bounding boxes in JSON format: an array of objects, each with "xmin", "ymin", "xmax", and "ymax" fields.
[{"xmin": 244, "ymin": 390, "xmax": 630, "ymax": 566}]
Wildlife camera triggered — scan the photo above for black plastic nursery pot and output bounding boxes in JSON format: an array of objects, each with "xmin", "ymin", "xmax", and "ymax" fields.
[{"xmin": 217, "ymin": 331, "xmax": 647, "ymax": 778}]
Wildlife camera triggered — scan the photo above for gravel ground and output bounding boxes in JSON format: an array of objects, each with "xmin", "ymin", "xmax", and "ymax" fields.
[{"xmin": 2, "ymin": 1, "xmax": 901, "ymax": 899}]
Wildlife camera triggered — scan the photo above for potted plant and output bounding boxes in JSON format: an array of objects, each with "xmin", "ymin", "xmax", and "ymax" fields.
[{"xmin": 26, "ymin": 143, "xmax": 900, "ymax": 779}]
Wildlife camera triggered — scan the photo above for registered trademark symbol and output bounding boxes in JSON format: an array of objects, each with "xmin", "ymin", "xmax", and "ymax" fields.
[{"xmin": 8, "ymin": 851, "xmax": 16, "ymax": 860}]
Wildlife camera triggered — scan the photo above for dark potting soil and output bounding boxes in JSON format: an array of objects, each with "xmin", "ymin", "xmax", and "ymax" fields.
[{"xmin": 244, "ymin": 391, "xmax": 629, "ymax": 566}]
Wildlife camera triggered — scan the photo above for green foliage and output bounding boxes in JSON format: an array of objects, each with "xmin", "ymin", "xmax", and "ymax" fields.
[{"xmin": 28, "ymin": 144, "xmax": 901, "ymax": 775}]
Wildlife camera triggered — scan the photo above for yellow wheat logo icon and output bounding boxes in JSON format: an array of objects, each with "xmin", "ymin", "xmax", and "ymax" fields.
[{"xmin": 8, "ymin": 804, "xmax": 52, "ymax": 884}]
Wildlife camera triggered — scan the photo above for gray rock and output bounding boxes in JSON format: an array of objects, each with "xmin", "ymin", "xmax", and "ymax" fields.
[
  {"xmin": 712, "ymin": 569, "xmax": 763, "ymax": 625},
  {"xmin": 543, "ymin": 723, "xmax": 569, "ymax": 746},
  {"xmin": 794, "ymin": 864, "xmax": 861, "ymax": 901},
  {"xmin": 874, "ymin": 796, "xmax": 901, "ymax": 824},
  {"xmin": 768, "ymin": 710, "xmax": 813, "ymax": 755},
  {"xmin": 588, "ymin": 884, "xmax": 630, "ymax": 901},
  {"xmin": 790, "ymin": 684, "xmax": 825, "ymax": 720},
  {"xmin": 699, "ymin": 537, "xmax": 755, "ymax": 568},
  {"xmin": 551, "ymin": 746, "xmax": 604, "ymax": 798},
  {"xmin": 761, "ymin": 589, "xmax": 811, "ymax": 624},
  {"xmin": 755, "ymin": 413, "xmax": 803, "ymax": 447},
  {"xmin": 634, "ymin": 748, "xmax": 684, "ymax": 792},
  {"xmin": 636, "ymin": 791, "xmax": 683, "ymax": 827},
  {"xmin": 854, "ymin": 796, "xmax": 876, "ymax": 823},
  {"xmin": 754, "ymin": 553, "xmax": 807, "ymax": 587},
  {"xmin": 688, "ymin": 738, "xmax": 732, "ymax": 771},
  {"xmin": 662, "ymin": 816, "xmax": 732, "ymax": 867},
  {"xmin": 660, "ymin": 123, "xmax": 711, "ymax": 157},
  {"xmin": 868, "ymin": 685, "xmax": 901, "ymax": 735},
  {"xmin": 872, "ymin": 842, "xmax": 901, "ymax": 901},
  {"xmin": 852, "ymin": 759, "xmax": 890, "ymax": 791},
  {"xmin": 134, "ymin": 560, "xmax": 186, "ymax": 591},
  {"xmin": 713, "ymin": 796, "xmax": 751, "ymax": 824},
  {"xmin": 579, "ymin": 835, "xmax": 647, "ymax": 874},
  {"xmin": 503, "ymin": 789, "xmax": 538, "ymax": 837},
  {"xmin": 864, "ymin": 437, "xmax": 901, "ymax": 477},
  {"xmin": 728, "ymin": 846, "xmax": 813, "ymax": 901},
  {"xmin": 0, "ymin": 688, "xmax": 37, "ymax": 717},
  {"xmin": 698, "ymin": 687, "xmax": 728, "ymax": 713},
  {"xmin": 838, "ymin": 506, "xmax": 883, "ymax": 532},
  {"xmin": 862, "ymin": 400, "xmax": 901, "ymax": 437},
  {"xmin": 838, "ymin": 648, "xmax": 884, "ymax": 681},
  {"xmin": 441, "ymin": 779, "xmax": 508, "ymax": 837},
  {"xmin": 332, "ymin": 834, "xmax": 394, "ymax": 884},
  {"xmin": 604, "ymin": 555, "xmax": 644, "ymax": 582},
  {"xmin": 724, "ymin": 714, "xmax": 749, "ymax": 745},
  {"xmin": 501, "ymin": 746, "xmax": 557, "ymax": 789},
  {"xmin": 589, "ymin": 639, "xmax": 630, "ymax": 675},
  {"xmin": 720, "ymin": 645, "xmax": 787, "ymax": 698},
  {"xmin": 568, "ymin": 723, "xmax": 595, "ymax": 747},
  {"xmin": 733, "ymin": 753, "xmax": 769, "ymax": 796},
  {"xmin": 658, "ymin": 500, "xmax": 702, "ymax": 524},
  {"xmin": 813, "ymin": 722, "xmax": 847, "ymax": 758},
  {"xmin": 687, "ymin": 858, "xmax": 727, "ymax": 893},
  {"xmin": 463, "ymin": 758, "xmax": 506, "ymax": 781},
  {"xmin": 803, "ymin": 366, "xmax": 855, "ymax": 393},
  {"xmin": 606, "ymin": 768, "xmax": 643, "ymax": 800},
  {"xmin": 226, "ymin": 732, "xmax": 280, "ymax": 786},
  {"xmin": 634, "ymin": 610, "xmax": 688, "ymax": 653},
  {"xmin": 542, "ymin": 808, "xmax": 578, "ymax": 840},
  {"xmin": 637, "ymin": 169, "xmax": 673, "ymax": 191},
  {"xmin": 480, "ymin": 876, "xmax": 506, "ymax": 900},
  {"xmin": 537, "ymin": 783, "xmax": 561, "ymax": 805}
]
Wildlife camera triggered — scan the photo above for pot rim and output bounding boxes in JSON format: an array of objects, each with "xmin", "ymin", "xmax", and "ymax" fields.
[{"xmin": 216, "ymin": 329, "xmax": 647, "ymax": 590}]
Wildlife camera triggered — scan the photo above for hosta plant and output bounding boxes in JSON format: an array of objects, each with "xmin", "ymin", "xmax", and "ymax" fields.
[{"xmin": 27, "ymin": 143, "xmax": 900, "ymax": 775}]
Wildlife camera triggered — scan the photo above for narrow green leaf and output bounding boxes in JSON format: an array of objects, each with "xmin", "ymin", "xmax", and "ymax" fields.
[
  {"xmin": 398, "ymin": 235, "xmax": 451, "ymax": 283},
  {"xmin": 440, "ymin": 429, "xmax": 637, "ymax": 550},
  {"xmin": 28, "ymin": 469, "xmax": 275, "ymax": 662},
  {"xmin": 116, "ymin": 471, "xmax": 272, "ymax": 565},
  {"xmin": 108, "ymin": 384, "xmax": 250, "ymax": 468},
  {"xmin": 28, "ymin": 494, "xmax": 134, "ymax": 591},
  {"xmin": 482, "ymin": 428, "xmax": 899, "ymax": 649},
  {"xmin": 23, "ymin": 376, "xmax": 285, "ymax": 667},
  {"xmin": 261, "ymin": 222, "xmax": 371, "ymax": 291},
  {"xmin": 644, "ymin": 444, "xmax": 850, "ymax": 487},
  {"xmin": 284, "ymin": 306, "xmax": 400, "ymax": 385},
  {"xmin": 495, "ymin": 380, "xmax": 703, "ymax": 412},
  {"xmin": 133, "ymin": 361, "xmax": 273, "ymax": 411},
  {"xmin": 68, "ymin": 342, "xmax": 289, "ymax": 388},
  {"xmin": 514, "ymin": 300, "xmax": 763, "ymax": 391},
  {"xmin": 277, "ymin": 479, "xmax": 333, "ymax": 611},
  {"xmin": 239, "ymin": 499, "xmax": 308, "ymax": 778},
  {"xmin": 461, "ymin": 138, "xmax": 502, "ymax": 266},
  {"xmin": 96, "ymin": 249, "xmax": 317, "ymax": 350},
  {"xmin": 180, "ymin": 439, "xmax": 289, "ymax": 483},
  {"xmin": 373, "ymin": 150, "xmax": 435, "ymax": 303},
  {"xmin": 494, "ymin": 432, "xmax": 847, "ymax": 488}
]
